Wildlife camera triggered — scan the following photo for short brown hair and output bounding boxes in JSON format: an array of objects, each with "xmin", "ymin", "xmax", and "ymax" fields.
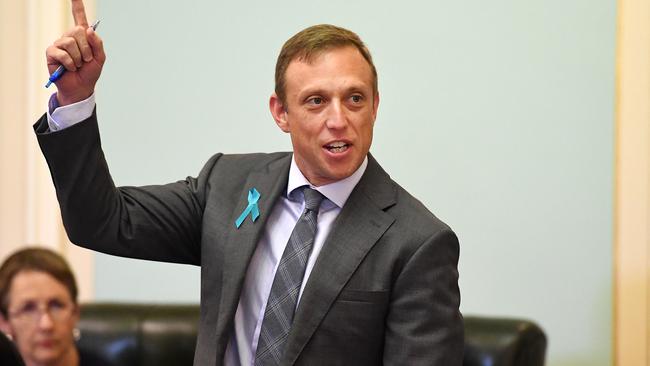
[
  {"xmin": 0, "ymin": 248, "xmax": 78, "ymax": 318},
  {"xmin": 275, "ymin": 24, "xmax": 378, "ymax": 107}
]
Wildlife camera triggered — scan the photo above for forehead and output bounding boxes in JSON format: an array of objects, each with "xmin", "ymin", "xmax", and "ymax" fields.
[
  {"xmin": 284, "ymin": 46, "xmax": 374, "ymax": 95},
  {"xmin": 8, "ymin": 270, "xmax": 71, "ymax": 305}
]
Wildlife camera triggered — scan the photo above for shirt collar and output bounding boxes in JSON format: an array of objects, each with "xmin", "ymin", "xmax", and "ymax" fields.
[{"xmin": 287, "ymin": 155, "xmax": 368, "ymax": 209}]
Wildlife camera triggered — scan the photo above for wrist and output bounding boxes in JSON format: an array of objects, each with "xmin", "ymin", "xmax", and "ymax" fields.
[{"xmin": 56, "ymin": 90, "xmax": 93, "ymax": 106}]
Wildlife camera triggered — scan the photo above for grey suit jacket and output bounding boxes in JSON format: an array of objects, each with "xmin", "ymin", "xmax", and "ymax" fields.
[{"xmin": 35, "ymin": 112, "xmax": 463, "ymax": 366}]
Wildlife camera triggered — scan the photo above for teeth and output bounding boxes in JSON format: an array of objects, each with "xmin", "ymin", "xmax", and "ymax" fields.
[
  {"xmin": 326, "ymin": 143, "xmax": 348, "ymax": 153},
  {"xmin": 327, "ymin": 142, "xmax": 346, "ymax": 148}
]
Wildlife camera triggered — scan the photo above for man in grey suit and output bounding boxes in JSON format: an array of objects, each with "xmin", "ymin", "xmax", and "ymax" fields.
[{"xmin": 35, "ymin": 1, "xmax": 463, "ymax": 365}]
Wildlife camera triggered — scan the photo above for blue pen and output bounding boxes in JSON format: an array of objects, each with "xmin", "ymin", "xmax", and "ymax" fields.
[{"xmin": 45, "ymin": 20, "xmax": 100, "ymax": 88}]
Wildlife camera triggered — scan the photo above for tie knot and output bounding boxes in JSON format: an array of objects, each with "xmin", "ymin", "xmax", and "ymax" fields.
[{"xmin": 303, "ymin": 187, "xmax": 324, "ymax": 212}]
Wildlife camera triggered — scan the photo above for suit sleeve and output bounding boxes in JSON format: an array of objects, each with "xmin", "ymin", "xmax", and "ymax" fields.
[
  {"xmin": 34, "ymin": 111, "xmax": 218, "ymax": 265},
  {"xmin": 383, "ymin": 228, "xmax": 464, "ymax": 365}
]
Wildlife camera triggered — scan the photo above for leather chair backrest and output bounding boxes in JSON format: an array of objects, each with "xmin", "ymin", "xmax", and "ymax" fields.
[
  {"xmin": 77, "ymin": 303, "xmax": 199, "ymax": 366},
  {"xmin": 78, "ymin": 303, "xmax": 547, "ymax": 366},
  {"xmin": 463, "ymin": 316, "xmax": 547, "ymax": 366}
]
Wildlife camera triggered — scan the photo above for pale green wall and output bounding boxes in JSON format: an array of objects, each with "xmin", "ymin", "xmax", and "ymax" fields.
[{"xmin": 95, "ymin": 1, "xmax": 615, "ymax": 365}]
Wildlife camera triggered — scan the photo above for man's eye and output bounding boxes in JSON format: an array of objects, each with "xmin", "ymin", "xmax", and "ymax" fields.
[
  {"xmin": 350, "ymin": 95, "xmax": 362, "ymax": 103},
  {"xmin": 308, "ymin": 97, "xmax": 323, "ymax": 105}
]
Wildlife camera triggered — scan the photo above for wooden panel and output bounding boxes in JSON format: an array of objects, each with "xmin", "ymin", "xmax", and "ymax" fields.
[{"xmin": 614, "ymin": 0, "xmax": 650, "ymax": 364}]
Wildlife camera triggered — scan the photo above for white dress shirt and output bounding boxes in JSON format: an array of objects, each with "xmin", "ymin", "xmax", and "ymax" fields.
[
  {"xmin": 46, "ymin": 93, "xmax": 96, "ymax": 131},
  {"xmin": 47, "ymin": 94, "xmax": 368, "ymax": 366}
]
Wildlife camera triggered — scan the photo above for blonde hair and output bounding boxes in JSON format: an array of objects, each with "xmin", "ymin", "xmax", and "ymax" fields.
[{"xmin": 274, "ymin": 24, "xmax": 378, "ymax": 106}]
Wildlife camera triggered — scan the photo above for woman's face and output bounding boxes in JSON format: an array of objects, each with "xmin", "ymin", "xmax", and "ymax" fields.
[{"xmin": 2, "ymin": 270, "xmax": 79, "ymax": 365}]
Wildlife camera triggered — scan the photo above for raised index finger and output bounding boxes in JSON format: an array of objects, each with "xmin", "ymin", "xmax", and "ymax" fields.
[{"xmin": 71, "ymin": 0, "xmax": 89, "ymax": 27}]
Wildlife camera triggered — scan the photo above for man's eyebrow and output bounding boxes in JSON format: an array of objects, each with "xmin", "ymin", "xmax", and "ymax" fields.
[
  {"xmin": 300, "ymin": 87, "xmax": 325, "ymax": 95},
  {"xmin": 347, "ymin": 86, "xmax": 368, "ymax": 94},
  {"xmin": 299, "ymin": 84, "xmax": 370, "ymax": 97}
]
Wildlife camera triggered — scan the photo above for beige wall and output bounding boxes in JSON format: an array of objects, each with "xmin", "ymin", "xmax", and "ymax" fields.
[
  {"xmin": 0, "ymin": 0, "xmax": 96, "ymax": 302},
  {"xmin": 0, "ymin": 0, "xmax": 27, "ymax": 256},
  {"xmin": 614, "ymin": 0, "xmax": 650, "ymax": 364}
]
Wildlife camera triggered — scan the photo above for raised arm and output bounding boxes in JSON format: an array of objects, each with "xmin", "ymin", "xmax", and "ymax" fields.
[{"xmin": 37, "ymin": 0, "xmax": 203, "ymax": 266}]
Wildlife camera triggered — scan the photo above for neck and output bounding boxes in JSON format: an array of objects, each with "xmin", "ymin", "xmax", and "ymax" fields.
[{"xmin": 27, "ymin": 347, "xmax": 79, "ymax": 366}]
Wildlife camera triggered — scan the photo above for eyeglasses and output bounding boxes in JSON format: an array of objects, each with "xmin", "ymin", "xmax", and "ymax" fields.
[{"xmin": 8, "ymin": 299, "xmax": 74, "ymax": 324}]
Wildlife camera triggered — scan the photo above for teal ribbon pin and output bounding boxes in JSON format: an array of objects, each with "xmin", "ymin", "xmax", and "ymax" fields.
[{"xmin": 235, "ymin": 188, "xmax": 261, "ymax": 228}]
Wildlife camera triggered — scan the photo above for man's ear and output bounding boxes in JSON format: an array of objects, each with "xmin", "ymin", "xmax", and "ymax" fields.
[
  {"xmin": 269, "ymin": 93, "xmax": 290, "ymax": 133},
  {"xmin": 371, "ymin": 92, "xmax": 380, "ymax": 122}
]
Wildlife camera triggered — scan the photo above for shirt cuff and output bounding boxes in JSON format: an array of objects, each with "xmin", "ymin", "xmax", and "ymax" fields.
[{"xmin": 47, "ymin": 93, "xmax": 96, "ymax": 132}]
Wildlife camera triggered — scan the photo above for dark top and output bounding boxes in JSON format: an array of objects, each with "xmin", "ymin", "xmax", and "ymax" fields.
[
  {"xmin": 0, "ymin": 333, "xmax": 110, "ymax": 366},
  {"xmin": 0, "ymin": 332, "xmax": 25, "ymax": 366}
]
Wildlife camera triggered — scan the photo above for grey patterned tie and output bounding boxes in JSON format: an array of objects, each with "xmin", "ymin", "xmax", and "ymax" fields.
[{"xmin": 254, "ymin": 187, "xmax": 324, "ymax": 366}]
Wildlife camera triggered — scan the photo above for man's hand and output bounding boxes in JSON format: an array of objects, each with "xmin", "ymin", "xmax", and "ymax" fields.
[{"xmin": 46, "ymin": 0, "xmax": 105, "ymax": 106}]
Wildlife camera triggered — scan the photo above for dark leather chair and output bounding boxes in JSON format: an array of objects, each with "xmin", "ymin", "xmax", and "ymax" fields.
[
  {"xmin": 77, "ymin": 303, "xmax": 547, "ymax": 366},
  {"xmin": 77, "ymin": 303, "xmax": 198, "ymax": 366},
  {"xmin": 463, "ymin": 316, "xmax": 547, "ymax": 366}
]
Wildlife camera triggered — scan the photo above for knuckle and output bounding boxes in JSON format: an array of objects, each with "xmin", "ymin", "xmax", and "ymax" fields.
[
  {"xmin": 73, "ymin": 25, "xmax": 86, "ymax": 34},
  {"xmin": 64, "ymin": 26, "xmax": 86, "ymax": 39},
  {"xmin": 47, "ymin": 46, "xmax": 62, "ymax": 59},
  {"xmin": 63, "ymin": 57, "xmax": 75, "ymax": 69},
  {"xmin": 59, "ymin": 37, "xmax": 74, "ymax": 49}
]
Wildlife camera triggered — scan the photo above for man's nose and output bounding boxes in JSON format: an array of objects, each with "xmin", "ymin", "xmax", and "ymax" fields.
[{"xmin": 325, "ymin": 100, "xmax": 348, "ymax": 130}]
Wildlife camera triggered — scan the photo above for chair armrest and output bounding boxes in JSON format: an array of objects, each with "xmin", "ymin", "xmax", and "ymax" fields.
[{"xmin": 463, "ymin": 316, "xmax": 547, "ymax": 366}]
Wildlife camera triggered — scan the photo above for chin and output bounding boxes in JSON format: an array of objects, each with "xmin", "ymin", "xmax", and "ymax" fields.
[
  {"xmin": 327, "ymin": 168, "xmax": 356, "ymax": 182},
  {"xmin": 33, "ymin": 348, "xmax": 64, "ymax": 364}
]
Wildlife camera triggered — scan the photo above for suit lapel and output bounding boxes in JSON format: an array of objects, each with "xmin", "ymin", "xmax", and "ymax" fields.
[
  {"xmin": 282, "ymin": 155, "xmax": 397, "ymax": 365},
  {"xmin": 214, "ymin": 154, "xmax": 292, "ymax": 353}
]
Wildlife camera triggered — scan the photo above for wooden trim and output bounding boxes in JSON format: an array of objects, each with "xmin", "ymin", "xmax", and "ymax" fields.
[
  {"xmin": 614, "ymin": 0, "xmax": 650, "ymax": 364},
  {"xmin": 0, "ymin": 0, "xmax": 28, "ymax": 261}
]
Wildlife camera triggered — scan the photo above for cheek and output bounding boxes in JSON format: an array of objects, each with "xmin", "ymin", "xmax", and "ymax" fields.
[
  {"xmin": 55, "ymin": 320, "xmax": 76, "ymax": 345},
  {"xmin": 12, "ymin": 330, "xmax": 35, "ymax": 357},
  {"xmin": 296, "ymin": 122, "xmax": 319, "ymax": 138},
  {"xmin": 291, "ymin": 126, "xmax": 320, "ymax": 150},
  {"xmin": 355, "ymin": 118, "xmax": 374, "ymax": 142}
]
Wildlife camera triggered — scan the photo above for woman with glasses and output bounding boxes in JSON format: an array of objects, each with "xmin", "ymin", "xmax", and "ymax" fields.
[{"xmin": 0, "ymin": 248, "xmax": 103, "ymax": 366}]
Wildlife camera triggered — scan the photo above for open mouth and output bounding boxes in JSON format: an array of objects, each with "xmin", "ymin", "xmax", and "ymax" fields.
[{"xmin": 324, "ymin": 141, "xmax": 350, "ymax": 153}]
